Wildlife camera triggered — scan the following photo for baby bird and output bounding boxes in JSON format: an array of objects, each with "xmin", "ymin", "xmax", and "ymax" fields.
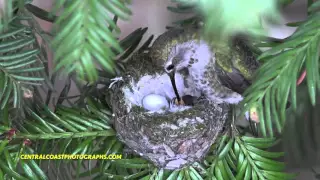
[{"xmin": 149, "ymin": 27, "xmax": 259, "ymax": 105}]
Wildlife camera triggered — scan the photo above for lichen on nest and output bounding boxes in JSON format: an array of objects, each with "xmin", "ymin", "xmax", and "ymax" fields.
[{"xmin": 109, "ymin": 52, "xmax": 231, "ymax": 170}]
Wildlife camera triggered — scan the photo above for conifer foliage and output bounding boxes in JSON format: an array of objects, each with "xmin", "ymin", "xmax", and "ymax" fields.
[{"xmin": 0, "ymin": 0, "xmax": 319, "ymax": 179}]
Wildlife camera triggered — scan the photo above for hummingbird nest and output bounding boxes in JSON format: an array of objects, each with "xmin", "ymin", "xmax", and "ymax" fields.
[{"xmin": 110, "ymin": 52, "xmax": 231, "ymax": 170}]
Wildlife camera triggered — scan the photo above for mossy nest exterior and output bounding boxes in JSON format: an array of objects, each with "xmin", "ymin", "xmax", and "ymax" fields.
[{"xmin": 110, "ymin": 52, "xmax": 231, "ymax": 170}]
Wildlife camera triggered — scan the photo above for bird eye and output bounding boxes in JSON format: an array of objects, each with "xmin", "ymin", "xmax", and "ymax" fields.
[{"xmin": 166, "ymin": 64, "xmax": 175, "ymax": 71}]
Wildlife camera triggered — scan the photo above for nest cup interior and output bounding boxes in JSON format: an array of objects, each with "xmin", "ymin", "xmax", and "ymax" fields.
[
  {"xmin": 122, "ymin": 71, "xmax": 202, "ymax": 113},
  {"xmin": 113, "ymin": 53, "xmax": 231, "ymax": 170}
]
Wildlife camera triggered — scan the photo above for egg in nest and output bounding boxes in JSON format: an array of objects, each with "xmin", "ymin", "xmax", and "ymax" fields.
[{"xmin": 142, "ymin": 94, "xmax": 169, "ymax": 111}]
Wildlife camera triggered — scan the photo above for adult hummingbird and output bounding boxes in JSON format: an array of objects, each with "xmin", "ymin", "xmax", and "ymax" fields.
[{"xmin": 149, "ymin": 27, "xmax": 259, "ymax": 105}]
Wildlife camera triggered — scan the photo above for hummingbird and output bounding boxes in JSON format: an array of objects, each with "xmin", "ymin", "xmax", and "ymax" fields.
[{"xmin": 149, "ymin": 27, "xmax": 259, "ymax": 105}]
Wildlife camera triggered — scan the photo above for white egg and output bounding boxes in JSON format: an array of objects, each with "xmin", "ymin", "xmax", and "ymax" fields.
[{"xmin": 142, "ymin": 94, "xmax": 169, "ymax": 111}]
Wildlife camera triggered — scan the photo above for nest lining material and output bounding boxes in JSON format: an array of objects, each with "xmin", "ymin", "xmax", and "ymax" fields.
[
  {"xmin": 110, "ymin": 52, "xmax": 230, "ymax": 170},
  {"xmin": 122, "ymin": 71, "xmax": 200, "ymax": 113}
]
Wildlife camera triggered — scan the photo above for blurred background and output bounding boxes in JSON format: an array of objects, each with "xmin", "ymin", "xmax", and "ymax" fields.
[{"xmin": 31, "ymin": 0, "xmax": 319, "ymax": 179}]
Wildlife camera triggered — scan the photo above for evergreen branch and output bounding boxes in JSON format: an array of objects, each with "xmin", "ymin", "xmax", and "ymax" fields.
[
  {"xmin": 0, "ymin": 97, "xmax": 116, "ymax": 178},
  {"xmin": 78, "ymin": 137, "xmax": 140, "ymax": 179},
  {"xmin": 200, "ymin": 135, "xmax": 293, "ymax": 179},
  {"xmin": 235, "ymin": 137, "xmax": 293, "ymax": 179},
  {"xmin": 103, "ymin": 169, "xmax": 151, "ymax": 179},
  {"xmin": 309, "ymin": 0, "xmax": 320, "ymax": 12},
  {"xmin": 20, "ymin": 104, "xmax": 113, "ymax": 135},
  {"xmin": 52, "ymin": 0, "xmax": 132, "ymax": 82},
  {"xmin": 134, "ymin": 131, "xmax": 289, "ymax": 180},
  {"xmin": 25, "ymin": 3, "xmax": 57, "ymax": 22},
  {"xmin": 242, "ymin": 10, "xmax": 320, "ymax": 137},
  {"xmin": 14, "ymin": 131, "xmax": 115, "ymax": 139},
  {"xmin": 204, "ymin": 135, "xmax": 236, "ymax": 179},
  {"xmin": 0, "ymin": 23, "xmax": 45, "ymax": 109},
  {"xmin": 78, "ymin": 132, "xmax": 292, "ymax": 179},
  {"xmin": 21, "ymin": 8, "xmax": 55, "ymax": 92},
  {"xmin": 0, "ymin": 0, "xmax": 14, "ymax": 32},
  {"xmin": 0, "ymin": 142, "xmax": 48, "ymax": 180}
]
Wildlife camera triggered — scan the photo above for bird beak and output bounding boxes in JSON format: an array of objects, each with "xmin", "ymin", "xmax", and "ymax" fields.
[{"xmin": 167, "ymin": 71, "xmax": 182, "ymax": 104}]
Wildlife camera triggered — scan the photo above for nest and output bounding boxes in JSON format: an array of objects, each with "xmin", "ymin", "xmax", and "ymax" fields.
[{"xmin": 110, "ymin": 52, "xmax": 231, "ymax": 170}]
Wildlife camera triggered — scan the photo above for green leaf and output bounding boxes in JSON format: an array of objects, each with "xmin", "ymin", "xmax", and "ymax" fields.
[
  {"xmin": 306, "ymin": 41, "xmax": 317, "ymax": 105},
  {"xmin": 236, "ymin": 152, "xmax": 245, "ymax": 172},
  {"xmin": 0, "ymin": 27, "xmax": 26, "ymax": 39},
  {"xmin": 217, "ymin": 135, "xmax": 229, "ymax": 152},
  {"xmin": 0, "ymin": 160, "xmax": 28, "ymax": 180},
  {"xmin": 214, "ymin": 165, "xmax": 225, "ymax": 180},
  {"xmin": 258, "ymin": 38, "xmax": 303, "ymax": 60},
  {"xmin": 177, "ymin": 169, "xmax": 185, "ymax": 180},
  {"xmin": 30, "ymin": 111, "xmax": 57, "ymax": 133},
  {"xmin": 262, "ymin": 171, "xmax": 296, "ymax": 179},
  {"xmin": 234, "ymin": 140, "xmax": 241, "ymax": 157},
  {"xmin": 19, "ymin": 159, "xmax": 38, "ymax": 180},
  {"xmin": 218, "ymin": 138, "xmax": 233, "ymax": 159},
  {"xmin": 0, "ymin": 38, "xmax": 35, "ymax": 53},
  {"xmin": 244, "ymin": 164, "xmax": 252, "ymax": 180},
  {"xmin": 0, "ymin": 49, "xmax": 39, "ymax": 61},
  {"xmin": 245, "ymin": 145, "xmax": 284, "ymax": 158},
  {"xmin": 0, "ymin": 168, "xmax": 3, "ymax": 179},
  {"xmin": 270, "ymin": 87, "xmax": 281, "ymax": 132},
  {"xmin": 167, "ymin": 169, "xmax": 180, "ymax": 180},
  {"xmin": 44, "ymin": 106, "xmax": 78, "ymax": 132},
  {"xmin": 308, "ymin": 0, "xmax": 320, "ymax": 12},
  {"xmin": 289, "ymin": 56, "xmax": 301, "ymax": 110},
  {"xmin": 236, "ymin": 158, "xmax": 248, "ymax": 180},
  {"xmin": 71, "ymin": 137, "xmax": 95, "ymax": 155},
  {"xmin": 255, "ymin": 161, "xmax": 285, "ymax": 171},
  {"xmin": 252, "ymin": 170, "xmax": 258, "ymax": 180},
  {"xmin": 25, "ymin": 153, "xmax": 48, "ymax": 180},
  {"xmin": 0, "ymin": 81, "xmax": 13, "ymax": 109},
  {"xmin": 217, "ymin": 161, "xmax": 229, "ymax": 180},
  {"xmin": 113, "ymin": 158, "xmax": 150, "ymax": 169},
  {"xmin": 0, "ymin": 38, "xmax": 30, "ymax": 48},
  {"xmin": 264, "ymin": 90, "xmax": 273, "ymax": 137},
  {"xmin": 124, "ymin": 169, "xmax": 151, "ymax": 179},
  {"xmin": 257, "ymin": 103, "xmax": 267, "ymax": 137},
  {"xmin": 225, "ymin": 153, "xmax": 236, "ymax": 171},
  {"xmin": 16, "ymin": 130, "xmax": 115, "ymax": 139},
  {"xmin": 0, "ymin": 140, "xmax": 9, "ymax": 155},
  {"xmin": 222, "ymin": 159, "xmax": 235, "ymax": 179},
  {"xmin": 189, "ymin": 167, "xmax": 203, "ymax": 180},
  {"xmin": 52, "ymin": 0, "xmax": 132, "ymax": 82}
]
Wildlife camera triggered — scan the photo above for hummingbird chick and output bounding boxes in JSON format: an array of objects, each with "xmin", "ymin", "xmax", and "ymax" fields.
[
  {"xmin": 171, "ymin": 95, "xmax": 195, "ymax": 106},
  {"xmin": 150, "ymin": 28, "xmax": 252, "ymax": 105}
]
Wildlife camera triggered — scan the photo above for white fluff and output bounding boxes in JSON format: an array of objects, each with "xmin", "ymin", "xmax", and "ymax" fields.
[{"xmin": 122, "ymin": 72, "xmax": 201, "ymax": 113}]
